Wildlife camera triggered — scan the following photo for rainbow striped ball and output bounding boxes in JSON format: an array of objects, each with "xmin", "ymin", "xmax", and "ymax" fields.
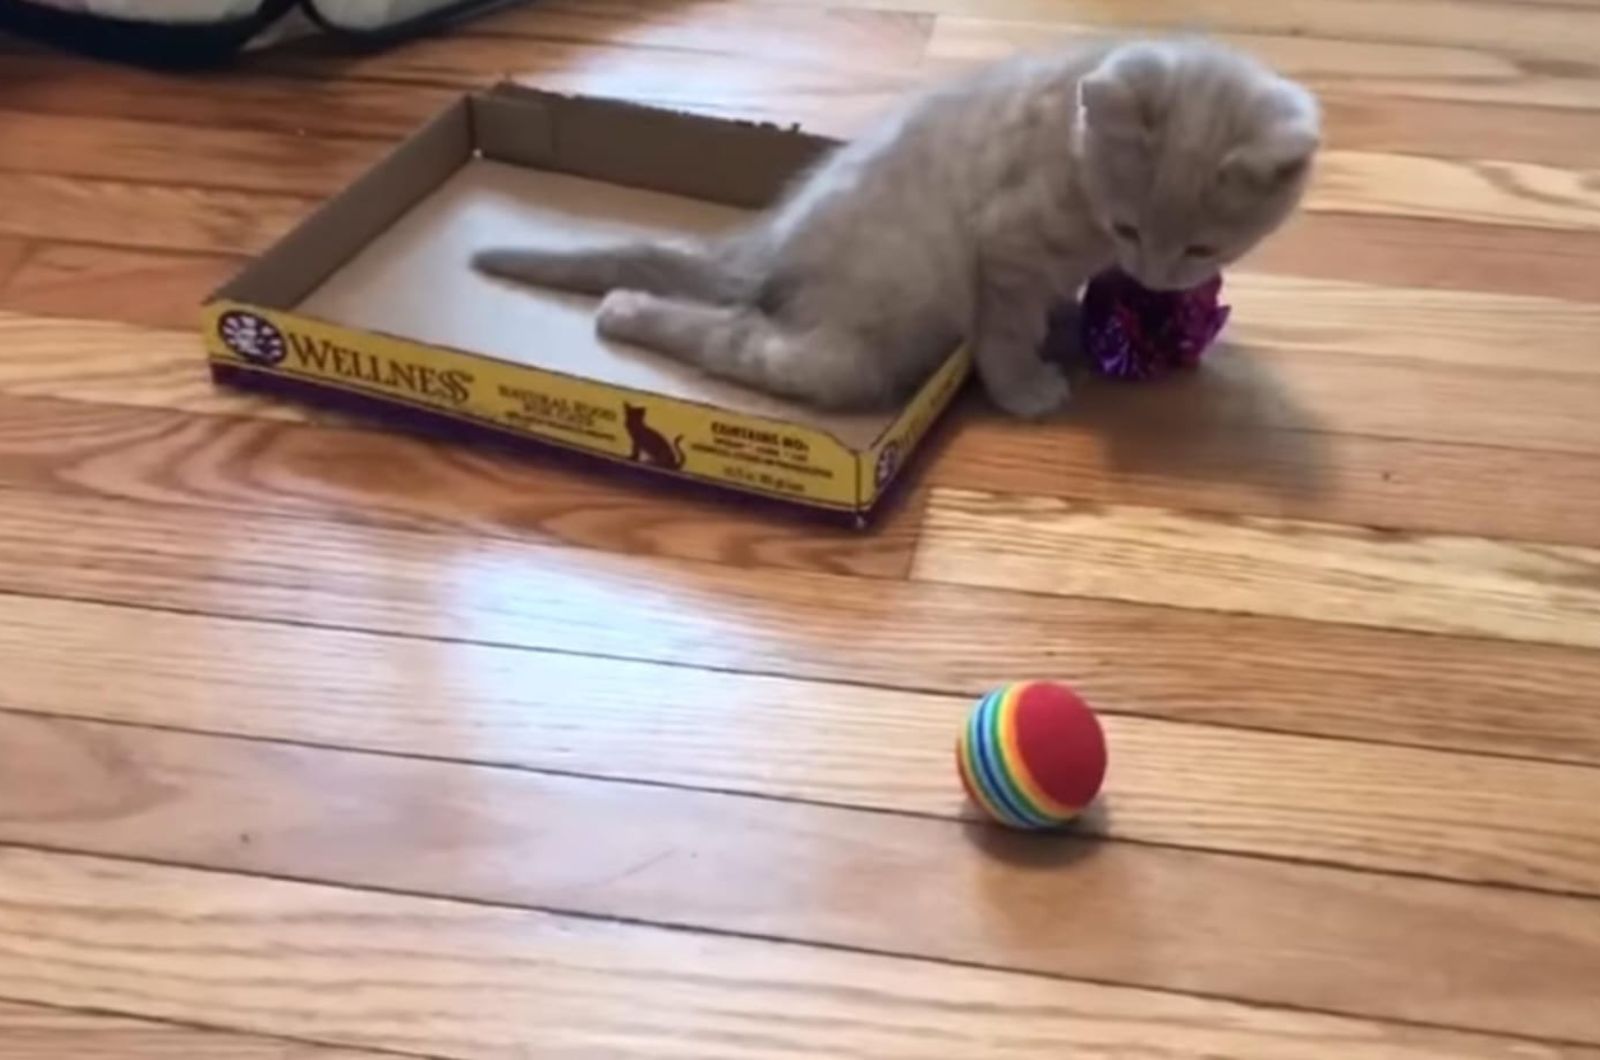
[{"xmin": 957, "ymin": 681, "xmax": 1108, "ymax": 829}]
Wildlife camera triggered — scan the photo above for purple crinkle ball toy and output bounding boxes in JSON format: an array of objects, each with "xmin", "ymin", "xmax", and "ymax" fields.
[{"xmin": 1046, "ymin": 269, "xmax": 1232, "ymax": 381}]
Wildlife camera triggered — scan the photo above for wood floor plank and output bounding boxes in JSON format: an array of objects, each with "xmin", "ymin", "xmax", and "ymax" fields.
[
  {"xmin": 0, "ymin": 313, "xmax": 295, "ymax": 421},
  {"xmin": 1226, "ymin": 273, "xmax": 1600, "ymax": 374},
  {"xmin": 8, "ymin": 600, "xmax": 1600, "ymax": 893},
  {"xmin": 5, "ymin": 713, "xmax": 1600, "ymax": 1043},
  {"xmin": 280, "ymin": 35, "xmax": 927, "ymax": 137},
  {"xmin": 1312, "ymin": 150, "xmax": 1600, "ymax": 235},
  {"xmin": 932, "ymin": 407, "xmax": 1600, "ymax": 551},
  {"xmin": 754, "ymin": 0, "xmax": 1600, "ymax": 68},
  {"xmin": 0, "ymin": 111, "xmax": 385, "ymax": 198},
  {"xmin": 1078, "ymin": 343, "xmax": 1600, "ymax": 456},
  {"xmin": 4, "ymin": 849, "xmax": 1584, "ymax": 1060},
  {"xmin": 1247, "ymin": 212, "xmax": 1600, "ymax": 304},
  {"xmin": 3, "ymin": 486, "xmax": 1599, "ymax": 765},
  {"xmin": 914, "ymin": 489, "xmax": 1600, "ymax": 651},
  {"xmin": 0, "ymin": 55, "xmax": 457, "ymax": 140},
  {"xmin": 0, "ymin": 237, "xmax": 26, "ymax": 291},
  {"xmin": 0, "ymin": 395, "xmax": 917, "ymax": 579},
  {"xmin": 926, "ymin": 15, "xmax": 1600, "ymax": 111},
  {"xmin": 1315, "ymin": 94, "xmax": 1600, "ymax": 171},
  {"xmin": 0, "ymin": 999, "xmax": 382, "ymax": 1060},
  {"xmin": 475, "ymin": 0, "xmax": 936, "ymax": 65},
  {"xmin": 0, "ymin": 172, "xmax": 315, "ymax": 256},
  {"xmin": 0, "ymin": 244, "xmax": 240, "ymax": 331}
]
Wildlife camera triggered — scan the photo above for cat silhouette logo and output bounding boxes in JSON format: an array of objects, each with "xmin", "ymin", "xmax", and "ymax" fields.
[
  {"xmin": 218, "ymin": 311, "xmax": 287, "ymax": 366},
  {"xmin": 623, "ymin": 403, "xmax": 685, "ymax": 471},
  {"xmin": 875, "ymin": 441, "xmax": 902, "ymax": 490}
]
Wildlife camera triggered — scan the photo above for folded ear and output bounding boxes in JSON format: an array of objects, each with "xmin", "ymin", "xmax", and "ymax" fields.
[
  {"xmin": 1078, "ymin": 45, "xmax": 1173, "ymax": 142},
  {"xmin": 1224, "ymin": 121, "xmax": 1320, "ymax": 186}
]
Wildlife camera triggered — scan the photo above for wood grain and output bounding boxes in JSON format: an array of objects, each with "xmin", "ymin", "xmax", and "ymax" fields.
[
  {"xmin": 0, "ymin": 244, "xmax": 240, "ymax": 331},
  {"xmin": 0, "ymin": 313, "xmax": 294, "ymax": 421},
  {"xmin": 8, "ymin": 606, "xmax": 1600, "ymax": 893},
  {"xmin": 0, "ymin": 237, "xmax": 26, "ymax": 290},
  {"xmin": 6, "ymin": 849, "xmax": 1588, "ymax": 1060},
  {"xmin": 0, "ymin": 173, "xmax": 315, "ymax": 256},
  {"xmin": 0, "ymin": 112, "xmax": 385, "ymax": 198},
  {"xmin": 478, "ymin": 0, "xmax": 937, "ymax": 65},
  {"xmin": 0, "ymin": 55, "xmax": 457, "ymax": 140},
  {"xmin": 1243, "ymin": 212, "xmax": 1600, "ymax": 303},
  {"xmin": 0, "ymin": 395, "xmax": 918, "ymax": 578},
  {"xmin": 1315, "ymin": 94, "xmax": 1600, "ymax": 170},
  {"xmin": 914, "ymin": 489, "xmax": 1600, "ymax": 651},
  {"xmin": 927, "ymin": 16, "xmax": 1600, "ymax": 111},
  {"xmin": 0, "ymin": 1000, "xmax": 382, "ymax": 1060},
  {"xmin": 1312, "ymin": 151, "xmax": 1600, "ymax": 235},
  {"xmin": 1068, "ymin": 342, "xmax": 1600, "ymax": 456},
  {"xmin": 3, "ymin": 487, "xmax": 1600, "ymax": 766},
  {"xmin": 760, "ymin": 0, "xmax": 1600, "ymax": 66},
  {"xmin": 1225, "ymin": 272, "xmax": 1600, "ymax": 374},
  {"xmin": 267, "ymin": 32, "xmax": 930, "ymax": 138},
  {"xmin": 7, "ymin": 711, "xmax": 1600, "ymax": 1041},
  {"xmin": 932, "ymin": 407, "xmax": 1600, "ymax": 551}
]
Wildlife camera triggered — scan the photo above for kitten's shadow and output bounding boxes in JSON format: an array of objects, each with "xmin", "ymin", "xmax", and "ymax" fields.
[{"xmin": 965, "ymin": 334, "xmax": 1334, "ymax": 502}]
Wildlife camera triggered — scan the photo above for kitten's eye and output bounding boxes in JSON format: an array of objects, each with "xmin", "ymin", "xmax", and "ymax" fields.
[
  {"xmin": 1112, "ymin": 222, "xmax": 1140, "ymax": 242},
  {"xmin": 1184, "ymin": 244, "xmax": 1217, "ymax": 259}
]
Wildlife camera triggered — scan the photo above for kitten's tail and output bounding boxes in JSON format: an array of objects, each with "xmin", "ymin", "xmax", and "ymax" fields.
[{"xmin": 471, "ymin": 240, "xmax": 754, "ymax": 305}]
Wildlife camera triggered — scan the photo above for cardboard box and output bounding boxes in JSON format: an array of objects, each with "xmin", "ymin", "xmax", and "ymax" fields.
[{"xmin": 203, "ymin": 83, "xmax": 970, "ymax": 526}]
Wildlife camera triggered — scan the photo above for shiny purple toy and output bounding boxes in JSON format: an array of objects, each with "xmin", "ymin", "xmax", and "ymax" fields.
[{"xmin": 1045, "ymin": 269, "xmax": 1231, "ymax": 381}]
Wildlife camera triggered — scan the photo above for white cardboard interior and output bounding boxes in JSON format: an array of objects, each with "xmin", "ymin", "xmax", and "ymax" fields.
[{"xmin": 296, "ymin": 158, "xmax": 895, "ymax": 449}]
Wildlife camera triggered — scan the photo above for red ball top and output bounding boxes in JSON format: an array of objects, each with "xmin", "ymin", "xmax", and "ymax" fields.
[{"xmin": 1011, "ymin": 682, "xmax": 1108, "ymax": 811}]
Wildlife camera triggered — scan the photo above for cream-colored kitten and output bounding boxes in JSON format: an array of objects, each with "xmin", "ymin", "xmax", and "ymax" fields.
[{"xmin": 473, "ymin": 39, "xmax": 1319, "ymax": 417}]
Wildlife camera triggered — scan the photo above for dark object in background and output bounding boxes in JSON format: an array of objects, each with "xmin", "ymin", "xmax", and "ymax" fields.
[{"xmin": 0, "ymin": 0, "xmax": 524, "ymax": 69}]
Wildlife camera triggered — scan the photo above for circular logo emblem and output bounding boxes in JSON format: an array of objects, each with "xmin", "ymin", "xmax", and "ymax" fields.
[
  {"xmin": 875, "ymin": 442, "xmax": 902, "ymax": 490},
  {"xmin": 218, "ymin": 310, "xmax": 287, "ymax": 366}
]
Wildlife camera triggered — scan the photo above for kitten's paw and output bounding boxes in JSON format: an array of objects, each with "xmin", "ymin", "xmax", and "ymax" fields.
[
  {"xmin": 596, "ymin": 290, "xmax": 655, "ymax": 340},
  {"xmin": 989, "ymin": 364, "xmax": 1072, "ymax": 419}
]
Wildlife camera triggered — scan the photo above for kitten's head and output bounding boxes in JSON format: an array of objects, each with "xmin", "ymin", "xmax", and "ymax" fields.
[{"xmin": 1076, "ymin": 41, "xmax": 1320, "ymax": 291}]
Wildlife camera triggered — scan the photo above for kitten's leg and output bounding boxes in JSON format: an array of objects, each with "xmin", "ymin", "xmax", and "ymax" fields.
[
  {"xmin": 597, "ymin": 291, "xmax": 891, "ymax": 410},
  {"xmin": 971, "ymin": 272, "xmax": 1072, "ymax": 419}
]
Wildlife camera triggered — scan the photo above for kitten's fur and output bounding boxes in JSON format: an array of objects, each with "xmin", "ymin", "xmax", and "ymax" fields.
[{"xmin": 473, "ymin": 39, "xmax": 1319, "ymax": 417}]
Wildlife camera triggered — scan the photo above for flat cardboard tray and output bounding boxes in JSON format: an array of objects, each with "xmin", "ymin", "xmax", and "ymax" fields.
[{"xmin": 202, "ymin": 83, "xmax": 970, "ymax": 526}]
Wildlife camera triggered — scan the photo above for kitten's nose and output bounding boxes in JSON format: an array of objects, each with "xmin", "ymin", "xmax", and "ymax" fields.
[
  {"xmin": 1129, "ymin": 247, "xmax": 1170, "ymax": 291},
  {"xmin": 1140, "ymin": 251, "xmax": 1188, "ymax": 292}
]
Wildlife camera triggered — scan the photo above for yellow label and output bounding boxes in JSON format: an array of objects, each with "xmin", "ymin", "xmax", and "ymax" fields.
[
  {"xmin": 204, "ymin": 301, "xmax": 862, "ymax": 510},
  {"xmin": 860, "ymin": 346, "xmax": 972, "ymax": 506}
]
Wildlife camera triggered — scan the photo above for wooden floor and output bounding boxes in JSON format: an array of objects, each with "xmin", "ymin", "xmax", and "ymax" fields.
[{"xmin": 4, "ymin": 1, "xmax": 1600, "ymax": 1056}]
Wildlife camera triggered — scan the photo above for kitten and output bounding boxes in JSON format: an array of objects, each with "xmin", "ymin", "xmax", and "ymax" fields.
[{"xmin": 473, "ymin": 39, "xmax": 1319, "ymax": 418}]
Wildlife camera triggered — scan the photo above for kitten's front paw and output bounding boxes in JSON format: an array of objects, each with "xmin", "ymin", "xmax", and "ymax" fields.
[
  {"xmin": 989, "ymin": 364, "xmax": 1072, "ymax": 419},
  {"xmin": 596, "ymin": 289, "xmax": 654, "ymax": 340}
]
